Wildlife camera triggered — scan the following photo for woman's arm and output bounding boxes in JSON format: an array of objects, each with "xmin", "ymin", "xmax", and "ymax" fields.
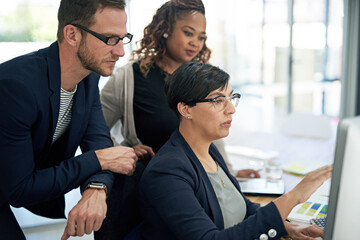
[
  {"xmin": 100, "ymin": 72, "xmax": 124, "ymax": 130},
  {"xmin": 273, "ymin": 165, "xmax": 332, "ymax": 220},
  {"xmin": 100, "ymin": 63, "xmax": 140, "ymax": 148}
]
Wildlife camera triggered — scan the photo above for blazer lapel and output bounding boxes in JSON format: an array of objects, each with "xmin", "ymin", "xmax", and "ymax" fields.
[
  {"xmin": 173, "ymin": 130, "xmax": 225, "ymax": 229},
  {"xmin": 46, "ymin": 41, "xmax": 85, "ymax": 154},
  {"xmin": 64, "ymin": 81, "xmax": 85, "ymax": 153},
  {"xmin": 47, "ymin": 42, "xmax": 61, "ymax": 141}
]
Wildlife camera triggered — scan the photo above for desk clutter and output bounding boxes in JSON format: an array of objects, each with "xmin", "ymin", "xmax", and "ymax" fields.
[
  {"xmin": 225, "ymin": 130, "xmax": 335, "ymax": 228},
  {"xmin": 310, "ymin": 216, "xmax": 327, "ymax": 228},
  {"xmin": 288, "ymin": 192, "xmax": 329, "ymax": 223},
  {"xmin": 282, "ymin": 160, "xmax": 329, "ymax": 175},
  {"xmin": 237, "ymin": 178, "xmax": 285, "ymax": 196},
  {"xmin": 226, "ymin": 129, "xmax": 335, "ymax": 186}
]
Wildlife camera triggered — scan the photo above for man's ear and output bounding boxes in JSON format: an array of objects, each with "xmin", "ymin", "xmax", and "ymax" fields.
[
  {"xmin": 177, "ymin": 102, "xmax": 192, "ymax": 119},
  {"xmin": 63, "ymin": 24, "xmax": 80, "ymax": 47}
]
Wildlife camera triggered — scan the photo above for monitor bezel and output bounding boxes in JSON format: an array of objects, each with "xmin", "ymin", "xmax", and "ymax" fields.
[{"xmin": 323, "ymin": 118, "xmax": 352, "ymax": 239}]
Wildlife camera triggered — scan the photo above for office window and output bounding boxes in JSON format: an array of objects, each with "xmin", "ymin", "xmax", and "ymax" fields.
[
  {"xmin": 0, "ymin": 1, "xmax": 58, "ymax": 42},
  {"xmin": 0, "ymin": 0, "xmax": 344, "ymax": 131},
  {"xmin": 196, "ymin": 0, "xmax": 343, "ymax": 131},
  {"xmin": 291, "ymin": 0, "xmax": 343, "ymax": 117}
]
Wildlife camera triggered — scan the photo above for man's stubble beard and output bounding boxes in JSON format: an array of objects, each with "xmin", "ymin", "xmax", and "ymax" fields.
[{"xmin": 77, "ymin": 38, "xmax": 113, "ymax": 77}]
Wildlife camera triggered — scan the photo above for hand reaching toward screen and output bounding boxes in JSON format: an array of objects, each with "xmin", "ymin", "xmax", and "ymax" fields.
[
  {"xmin": 290, "ymin": 165, "xmax": 333, "ymax": 204},
  {"xmin": 273, "ymin": 165, "xmax": 332, "ymax": 221}
]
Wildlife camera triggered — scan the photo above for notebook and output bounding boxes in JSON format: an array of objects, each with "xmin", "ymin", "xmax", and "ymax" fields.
[
  {"xmin": 282, "ymin": 160, "xmax": 328, "ymax": 175},
  {"xmin": 237, "ymin": 178, "xmax": 285, "ymax": 196}
]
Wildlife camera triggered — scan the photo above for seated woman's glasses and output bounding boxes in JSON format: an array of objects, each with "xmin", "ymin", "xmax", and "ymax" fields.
[{"xmin": 187, "ymin": 93, "xmax": 241, "ymax": 110}]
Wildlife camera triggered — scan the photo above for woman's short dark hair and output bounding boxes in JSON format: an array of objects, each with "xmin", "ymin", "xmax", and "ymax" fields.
[
  {"xmin": 57, "ymin": 0, "xmax": 126, "ymax": 42},
  {"xmin": 165, "ymin": 62, "xmax": 230, "ymax": 118}
]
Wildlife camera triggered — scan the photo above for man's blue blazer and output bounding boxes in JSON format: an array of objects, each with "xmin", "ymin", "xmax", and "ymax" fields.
[{"xmin": 0, "ymin": 42, "xmax": 113, "ymax": 238}]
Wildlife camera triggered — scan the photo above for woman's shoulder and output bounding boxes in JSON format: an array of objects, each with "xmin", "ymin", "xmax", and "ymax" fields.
[
  {"xmin": 149, "ymin": 142, "xmax": 189, "ymax": 169},
  {"xmin": 143, "ymin": 141, "xmax": 198, "ymax": 179}
]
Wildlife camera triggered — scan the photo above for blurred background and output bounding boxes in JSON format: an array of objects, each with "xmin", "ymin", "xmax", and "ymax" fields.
[
  {"xmin": 1, "ymin": 0, "xmax": 358, "ymax": 239},
  {"xmin": 0, "ymin": 0, "xmax": 345, "ymax": 132}
]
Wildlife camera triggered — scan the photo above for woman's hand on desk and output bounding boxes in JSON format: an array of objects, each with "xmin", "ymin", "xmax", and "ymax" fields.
[{"xmin": 284, "ymin": 221, "xmax": 324, "ymax": 240}]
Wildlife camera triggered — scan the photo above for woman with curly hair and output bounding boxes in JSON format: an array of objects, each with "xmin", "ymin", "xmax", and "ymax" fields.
[
  {"xmin": 101, "ymin": 0, "xmax": 211, "ymax": 158},
  {"xmin": 101, "ymin": 0, "xmax": 259, "ymax": 176},
  {"xmin": 96, "ymin": 1, "xmax": 258, "ymax": 238}
]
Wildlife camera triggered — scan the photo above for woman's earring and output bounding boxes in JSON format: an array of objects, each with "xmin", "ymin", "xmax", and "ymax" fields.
[
  {"xmin": 163, "ymin": 33, "xmax": 169, "ymax": 38},
  {"xmin": 187, "ymin": 116, "xmax": 192, "ymax": 119}
]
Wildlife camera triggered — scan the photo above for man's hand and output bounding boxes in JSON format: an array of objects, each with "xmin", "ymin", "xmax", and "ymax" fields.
[
  {"xmin": 133, "ymin": 144, "xmax": 155, "ymax": 160},
  {"xmin": 95, "ymin": 146, "xmax": 138, "ymax": 175},
  {"xmin": 61, "ymin": 188, "xmax": 107, "ymax": 240}
]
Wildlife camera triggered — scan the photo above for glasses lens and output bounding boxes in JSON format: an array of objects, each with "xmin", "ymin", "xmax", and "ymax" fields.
[
  {"xmin": 122, "ymin": 36, "xmax": 130, "ymax": 44},
  {"xmin": 106, "ymin": 34, "xmax": 133, "ymax": 46},
  {"xmin": 123, "ymin": 34, "xmax": 133, "ymax": 44},
  {"xmin": 107, "ymin": 37, "xmax": 120, "ymax": 46},
  {"xmin": 231, "ymin": 95, "xmax": 239, "ymax": 107},
  {"xmin": 211, "ymin": 96, "xmax": 225, "ymax": 110}
]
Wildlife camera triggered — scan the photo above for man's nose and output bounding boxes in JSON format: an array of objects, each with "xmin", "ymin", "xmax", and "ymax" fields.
[{"xmin": 112, "ymin": 41, "xmax": 125, "ymax": 57}]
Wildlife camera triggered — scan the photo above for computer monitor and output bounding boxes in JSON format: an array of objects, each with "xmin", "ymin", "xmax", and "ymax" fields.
[{"xmin": 324, "ymin": 116, "xmax": 360, "ymax": 239}]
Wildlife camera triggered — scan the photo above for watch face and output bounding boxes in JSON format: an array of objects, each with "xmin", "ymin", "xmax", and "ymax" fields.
[
  {"xmin": 86, "ymin": 182, "xmax": 108, "ymax": 196},
  {"xmin": 90, "ymin": 182, "xmax": 105, "ymax": 189},
  {"xmin": 90, "ymin": 182, "xmax": 105, "ymax": 187}
]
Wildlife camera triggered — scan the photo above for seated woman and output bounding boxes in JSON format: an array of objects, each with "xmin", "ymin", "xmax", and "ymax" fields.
[{"xmin": 139, "ymin": 62, "xmax": 332, "ymax": 240}]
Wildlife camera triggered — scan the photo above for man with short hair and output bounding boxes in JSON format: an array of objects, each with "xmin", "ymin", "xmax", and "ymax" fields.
[{"xmin": 0, "ymin": 0, "xmax": 136, "ymax": 239}]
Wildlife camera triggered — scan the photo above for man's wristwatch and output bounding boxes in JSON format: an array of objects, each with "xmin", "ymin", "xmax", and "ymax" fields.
[{"xmin": 85, "ymin": 182, "xmax": 108, "ymax": 196}]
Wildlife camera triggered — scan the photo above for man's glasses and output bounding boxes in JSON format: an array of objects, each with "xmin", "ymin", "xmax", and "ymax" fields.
[
  {"xmin": 186, "ymin": 93, "xmax": 241, "ymax": 110},
  {"xmin": 72, "ymin": 24, "xmax": 133, "ymax": 46}
]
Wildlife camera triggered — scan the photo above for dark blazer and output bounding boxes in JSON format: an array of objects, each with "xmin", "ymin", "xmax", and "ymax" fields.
[
  {"xmin": 139, "ymin": 130, "xmax": 288, "ymax": 240},
  {"xmin": 0, "ymin": 42, "xmax": 113, "ymax": 238}
]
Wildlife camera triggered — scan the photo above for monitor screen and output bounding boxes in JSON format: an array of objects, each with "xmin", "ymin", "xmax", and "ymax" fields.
[{"xmin": 324, "ymin": 116, "xmax": 360, "ymax": 239}]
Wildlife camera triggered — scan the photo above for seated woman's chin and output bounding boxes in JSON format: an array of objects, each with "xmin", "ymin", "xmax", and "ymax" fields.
[
  {"xmin": 214, "ymin": 133, "xmax": 229, "ymax": 140},
  {"xmin": 221, "ymin": 130, "xmax": 230, "ymax": 138}
]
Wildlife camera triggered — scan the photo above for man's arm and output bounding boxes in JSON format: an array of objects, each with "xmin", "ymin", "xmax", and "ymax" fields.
[
  {"xmin": 78, "ymin": 83, "xmax": 115, "ymax": 193},
  {"xmin": 0, "ymin": 78, "xmax": 103, "ymax": 207},
  {"xmin": 62, "ymin": 80, "xmax": 137, "ymax": 239},
  {"xmin": 77, "ymin": 80, "xmax": 138, "ymax": 191}
]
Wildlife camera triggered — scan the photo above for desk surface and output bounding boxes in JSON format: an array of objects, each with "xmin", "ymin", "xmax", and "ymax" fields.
[
  {"xmin": 244, "ymin": 173, "xmax": 302, "ymax": 206},
  {"xmin": 226, "ymin": 130, "xmax": 335, "ymax": 192},
  {"xmin": 226, "ymin": 130, "xmax": 335, "ymax": 208},
  {"xmin": 246, "ymin": 195, "xmax": 276, "ymax": 206}
]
